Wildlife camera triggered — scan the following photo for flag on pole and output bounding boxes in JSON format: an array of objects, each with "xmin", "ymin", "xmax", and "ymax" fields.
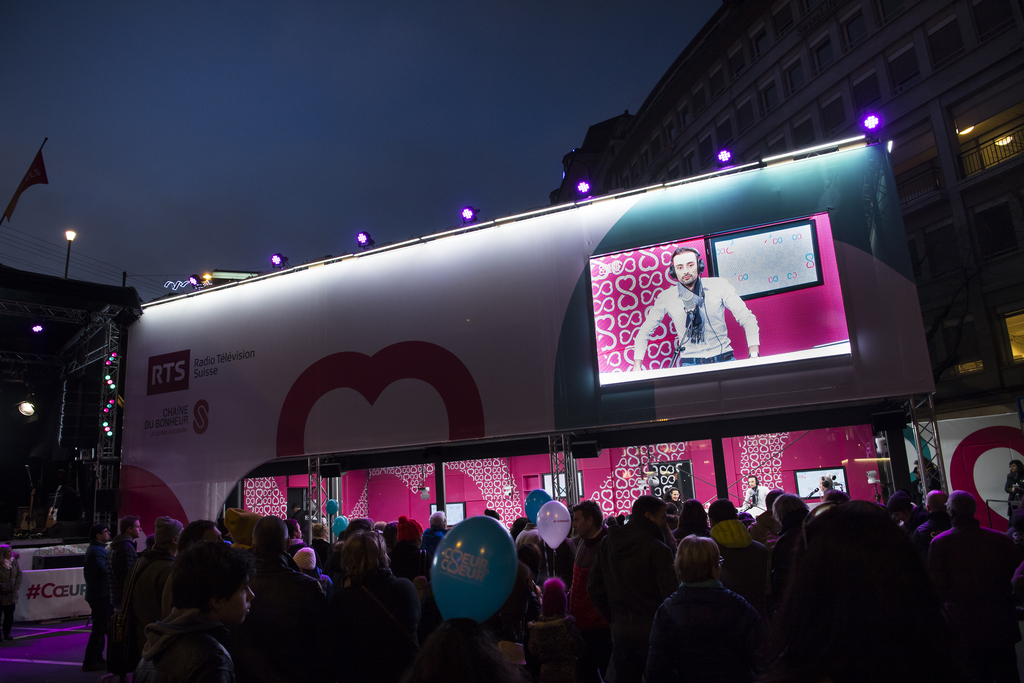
[{"xmin": 3, "ymin": 140, "xmax": 49, "ymax": 224}]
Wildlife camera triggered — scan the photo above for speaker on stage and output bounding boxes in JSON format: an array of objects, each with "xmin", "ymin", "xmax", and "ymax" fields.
[
  {"xmin": 59, "ymin": 370, "xmax": 102, "ymax": 449},
  {"xmin": 96, "ymin": 488, "xmax": 120, "ymax": 513},
  {"xmin": 0, "ymin": 523, "xmax": 11, "ymax": 541}
]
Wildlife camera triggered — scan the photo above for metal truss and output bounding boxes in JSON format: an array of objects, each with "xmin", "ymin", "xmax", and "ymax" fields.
[
  {"xmin": 910, "ymin": 393, "xmax": 946, "ymax": 493},
  {"xmin": 0, "ymin": 350, "xmax": 62, "ymax": 366},
  {"xmin": 93, "ymin": 319, "xmax": 122, "ymax": 526},
  {"xmin": 307, "ymin": 456, "xmax": 322, "ymax": 533},
  {"xmin": 0, "ymin": 298, "xmax": 88, "ymax": 323},
  {"xmin": 549, "ymin": 434, "xmax": 580, "ymax": 507}
]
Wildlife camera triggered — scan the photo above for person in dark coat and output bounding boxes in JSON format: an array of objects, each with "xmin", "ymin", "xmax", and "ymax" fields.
[
  {"xmin": 134, "ymin": 541, "xmax": 255, "ymax": 683},
  {"xmin": 285, "ymin": 518, "xmax": 309, "ymax": 557},
  {"xmin": 0, "ymin": 544, "xmax": 23, "ymax": 642},
  {"xmin": 132, "ymin": 517, "xmax": 183, "ymax": 650},
  {"xmin": 569, "ymin": 501, "xmax": 610, "ymax": 683},
  {"xmin": 887, "ymin": 490, "xmax": 928, "ymax": 534},
  {"xmin": 674, "ymin": 499, "xmax": 711, "ymax": 540},
  {"xmin": 646, "ymin": 535, "xmax": 762, "ymax": 683},
  {"xmin": 1005, "ymin": 460, "xmax": 1024, "ymax": 522},
  {"xmin": 311, "ymin": 523, "xmax": 332, "ymax": 569},
  {"xmin": 767, "ymin": 493, "xmax": 808, "ymax": 616},
  {"xmin": 707, "ymin": 499, "xmax": 768, "ymax": 617},
  {"xmin": 390, "ymin": 515, "xmax": 429, "ymax": 581},
  {"xmin": 228, "ymin": 516, "xmax": 330, "ymax": 683},
  {"xmin": 587, "ymin": 495, "xmax": 676, "ymax": 683},
  {"xmin": 911, "ymin": 490, "xmax": 951, "ymax": 559},
  {"xmin": 331, "ymin": 530, "xmax": 421, "ymax": 683},
  {"xmin": 108, "ymin": 515, "xmax": 142, "ymax": 611},
  {"xmin": 83, "ymin": 523, "xmax": 112, "ymax": 671},
  {"xmin": 929, "ymin": 490, "xmax": 1021, "ymax": 683},
  {"xmin": 421, "ymin": 511, "xmax": 447, "ymax": 561},
  {"xmin": 527, "ymin": 577, "xmax": 585, "ymax": 683}
]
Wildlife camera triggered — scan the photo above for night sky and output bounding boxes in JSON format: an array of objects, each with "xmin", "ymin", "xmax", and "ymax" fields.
[{"xmin": 1, "ymin": 2, "xmax": 720, "ymax": 302}]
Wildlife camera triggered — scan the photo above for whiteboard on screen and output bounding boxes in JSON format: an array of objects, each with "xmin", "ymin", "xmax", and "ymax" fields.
[{"xmin": 710, "ymin": 220, "xmax": 822, "ymax": 299}]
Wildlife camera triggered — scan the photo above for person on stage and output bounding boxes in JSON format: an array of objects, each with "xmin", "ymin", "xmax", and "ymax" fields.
[
  {"xmin": 631, "ymin": 247, "xmax": 759, "ymax": 370},
  {"xmin": 739, "ymin": 476, "xmax": 770, "ymax": 516}
]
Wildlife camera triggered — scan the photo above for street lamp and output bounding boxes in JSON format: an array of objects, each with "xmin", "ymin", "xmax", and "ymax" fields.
[{"xmin": 64, "ymin": 230, "xmax": 76, "ymax": 278}]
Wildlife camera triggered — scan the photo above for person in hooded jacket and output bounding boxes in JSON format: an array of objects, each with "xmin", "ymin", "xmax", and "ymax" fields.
[
  {"xmin": 134, "ymin": 541, "xmax": 255, "ymax": 683},
  {"xmin": 421, "ymin": 511, "xmax": 447, "ymax": 562},
  {"xmin": 528, "ymin": 577, "xmax": 585, "ymax": 683},
  {"xmin": 587, "ymin": 495, "xmax": 676, "ymax": 683},
  {"xmin": 707, "ymin": 499, "xmax": 768, "ymax": 618},
  {"xmin": 747, "ymin": 488, "xmax": 784, "ymax": 549},
  {"xmin": 569, "ymin": 501, "xmax": 610, "ymax": 683},
  {"xmin": 768, "ymin": 493, "xmax": 809, "ymax": 617}
]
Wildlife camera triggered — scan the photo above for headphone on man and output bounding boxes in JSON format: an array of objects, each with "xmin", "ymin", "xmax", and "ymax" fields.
[{"xmin": 666, "ymin": 246, "xmax": 706, "ymax": 281}]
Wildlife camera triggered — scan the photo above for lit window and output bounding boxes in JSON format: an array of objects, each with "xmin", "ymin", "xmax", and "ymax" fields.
[{"xmin": 1006, "ymin": 311, "xmax": 1024, "ymax": 361}]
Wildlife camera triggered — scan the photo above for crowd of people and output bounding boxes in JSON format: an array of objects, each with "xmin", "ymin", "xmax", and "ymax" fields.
[{"xmin": 73, "ymin": 483, "xmax": 1024, "ymax": 683}]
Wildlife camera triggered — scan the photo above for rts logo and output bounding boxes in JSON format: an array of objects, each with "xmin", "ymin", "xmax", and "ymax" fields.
[{"xmin": 147, "ymin": 350, "xmax": 190, "ymax": 396}]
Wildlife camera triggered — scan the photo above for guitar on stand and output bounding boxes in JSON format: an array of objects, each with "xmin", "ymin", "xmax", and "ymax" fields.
[
  {"xmin": 46, "ymin": 485, "xmax": 63, "ymax": 529},
  {"xmin": 20, "ymin": 464, "xmax": 36, "ymax": 531}
]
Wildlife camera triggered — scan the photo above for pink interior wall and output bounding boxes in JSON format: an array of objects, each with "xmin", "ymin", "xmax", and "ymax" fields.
[{"xmin": 329, "ymin": 425, "xmax": 879, "ymax": 526}]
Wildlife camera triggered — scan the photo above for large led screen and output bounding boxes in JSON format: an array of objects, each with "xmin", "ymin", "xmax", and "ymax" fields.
[{"xmin": 590, "ymin": 214, "xmax": 851, "ymax": 385}]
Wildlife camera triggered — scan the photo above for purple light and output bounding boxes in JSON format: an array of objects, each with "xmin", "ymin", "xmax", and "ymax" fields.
[
  {"xmin": 270, "ymin": 253, "xmax": 283, "ymax": 267},
  {"xmin": 188, "ymin": 275, "xmax": 200, "ymax": 287},
  {"xmin": 31, "ymin": 324, "xmax": 43, "ymax": 333},
  {"xmin": 357, "ymin": 232, "xmax": 369, "ymax": 244},
  {"xmin": 717, "ymin": 149, "xmax": 732, "ymax": 163},
  {"xmin": 577, "ymin": 180, "xmax": 591, "ymax": 194},
  {"xmin": 863, "ymin": 114, "xmax": 881, "ymax": 130},
  {"xmin": 461, "ymin": 206, "xmax": 476, "ymax": 222}
]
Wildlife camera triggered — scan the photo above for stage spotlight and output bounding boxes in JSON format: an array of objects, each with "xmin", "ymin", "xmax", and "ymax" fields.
[
  {"xmin": 356, "ymin": 231, "xmax": 375, "ymax": 250},
  {"xmin": 188, "ymin": 274, "xmax": 201, "ymax": 288},
  {"xmin": 862, "ymin": 114, "xmax": 881, "ymax": 131},
  {"xmin": 576, "ymin": 180, "xmax": 591, "ymax": 195},
  {"xmin": 270, "ymin": 253, "xmax": 289, "ymax": 269},
  {"xmin": 31, "ymin": 323, "xmax": 43, "ymax": 333},
  {"xmin": 18, "ymin": 401, "xmax": 35, "ymax": 417},
  {"xmin": 717, "ymin": 149, "xmax": 733, "ymax": 165},
  {"xmin": 460, "ymin": 206, "xmax": 477, "ymax": 224}
]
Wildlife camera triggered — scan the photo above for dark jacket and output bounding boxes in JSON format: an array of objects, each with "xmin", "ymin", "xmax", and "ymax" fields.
[
  {"xmin": 904, "ymin": 504, "xmax": 930, "ymax": 535},
  {"xmin": 311, "ymin": 538, "xmax": 331, "ymax": 570},
  {"xmin": 108, "ymin": 533, "xmax": 138, "ymax": 609},
  {"xmin": 485, "ymin": 561, "xmax": 539, "ymax": 644},
  {"xmin": 84, "ymin": 541, "xmax": 111, "ymax": 604},
  {"xmin": 645, "ymin": 582, "xmax": 762, "ymax": 683},
  {"xmin": 227, "ymin": 551, "xmax": 329, "ymax": 683},
  {"xmin": 587, "ymin": 515, "xmax": 676, "ymax": 638},
  {"xmin": 389, "ymin": 540, "xmax": 429, "ymax": 581},
  {"xmin": 420, "ymin": 527, "xmax": 445, "ymax": 560},
  {"xmin": 929, "ymin": 518, "xmax": 1022, "ymax": 651},
  {"xmin": 911, "ymin": 509, "xmax": 952, "ymax": 559},
  {"xmin": 0, "ymin": 556, "xmax": 23, "ymax": 606},
  {"xmin": 134, "ymin": 608, "xmax": 234, "ymax": 683},
  {"xmin": 674, "ymin": 522, "xmax": 711, "ymax": 541},
  {"xmin": 330, "ymin": 569, "xmax": 421, "ymax": 683},
  {"xmin": 527, "ymin": 614, "xmax": 585, "ymax": 683},
  {"xmin": 710, "ymin": 520, "xmax": 768, "ymax": 617},
  {"xmin": 569, "ymin": 527, "xmax": 608, "ymax": 631},
  {"xmin": 769, "ymin": 507, "xmax": 808, "ymax": 614},
  {"xmin": 133, "ymin": 548, "xmax": 176, "ymax": 648}
]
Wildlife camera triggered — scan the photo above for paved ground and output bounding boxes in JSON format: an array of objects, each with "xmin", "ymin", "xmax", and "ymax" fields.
[{"xmin": 0, "ymin": 616, "xmax": 118, "ymax": 683}]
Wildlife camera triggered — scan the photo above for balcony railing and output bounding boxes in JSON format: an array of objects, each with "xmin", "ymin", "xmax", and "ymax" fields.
[
  {"xmin": 959, "ymin": 122, "xmax": 1024, "ymax": 177},
  {"xmin": 897, "ymin": 166, "xmax": 944, "ymax": 205}
]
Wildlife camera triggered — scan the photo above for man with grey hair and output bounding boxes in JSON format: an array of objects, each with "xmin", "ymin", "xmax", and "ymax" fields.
[
  {"xmin": 929, "ymin": 490, "xmax": 1020, "ymax": 682},
  {"xmin": 131, "ymin": 517, "xmax": 183, "ymax": 656},
  {"xmin": 421, "ymin": 510, "xmax": 447, "ymax": 561}
]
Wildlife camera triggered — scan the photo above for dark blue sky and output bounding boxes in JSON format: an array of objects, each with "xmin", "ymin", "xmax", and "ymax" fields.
[{"xmin": 1, "ymin": 1, "xmax": 720, "ymax": 301}]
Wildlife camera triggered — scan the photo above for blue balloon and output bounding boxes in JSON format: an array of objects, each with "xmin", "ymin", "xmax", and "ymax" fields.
[
  {"xmin": 431, "ymin": 516, "xmax": 517, "ymax": 623},
  {"xmin": 524, "ymin": 489, "xmax": 553, "ymax": 524},
  {"xmin": 332, "ymin": 515, "xmax": 349, "ymax": 535},
  {"xmin": 325, "ymin": 499, "xmax": 339, "ymax": 515}
]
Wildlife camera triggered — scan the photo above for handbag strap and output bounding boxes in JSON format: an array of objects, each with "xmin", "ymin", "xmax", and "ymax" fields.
[{"xmin": 361, "ymin": 585, "xmax": 418, "ymax": 649}]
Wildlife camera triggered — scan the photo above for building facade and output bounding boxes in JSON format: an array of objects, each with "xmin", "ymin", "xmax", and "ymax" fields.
[{"xmin": 552, "ymin": 0, "xmax": 1024, "ymax": 420}]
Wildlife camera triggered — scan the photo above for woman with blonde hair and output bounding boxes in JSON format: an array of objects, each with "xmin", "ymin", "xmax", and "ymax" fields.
[
  {"xmin": 330, "ymin": 531, "xmax": 421, "ymax": 683},
  {"xmin": 645, "ymin": 535, "xmax": 762, "ymax": 682}
]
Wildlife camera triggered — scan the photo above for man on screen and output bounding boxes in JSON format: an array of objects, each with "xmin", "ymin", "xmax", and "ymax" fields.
[{"xmin": 631, "ymin": 247, "xmax": 760, "ymax": 369}]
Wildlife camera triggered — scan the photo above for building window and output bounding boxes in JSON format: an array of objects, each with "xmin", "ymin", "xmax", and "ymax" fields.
[
  {"xmin": 784, "ymin": 60, "xmax": 805, "ymax": 95},
  {"xmin": 975, "ymin": 203, "xmax": 1018, "ymax": 259},
  {"xmin": 759, "ymin": 81, "xmax": 780, "ymax": 115},
  {"xmin": 907, "ymin": 236, "xmax": 923, "ymax": 277},
  {"xmin": 679, "ymin": 101, "xmax": 691, "ymax": 127},
  {"xmin": 709, "ymin": 68, "xmax": 726, "ymax": 96},
  {"xmin": 793, "ymin": 117, "xmax": 816, "ymax": 146},
  {"xmin": 767, "ymin": 134, "xmax": 787, "ymax": 154},
  {"xmin": 972, "ymin": 0, "xmax": 1015, "ymax": 41},
  {"xmin": 699, "ymin": 135, "xmax": 715, "ymax": 167},
  {"xmin": 684, "ymin": 150, "xmax": 696, "ymax": 175},
  {"xmin": 751, "ymin": 27, "xmax": 769, "ymax": 58},
  {"xmin": 668, "ymin": 164, "xmax": 680, "ymax": 181},
  {"xmin": 640, "ymin": 148, "xmax": 650, "ymax": 170},
  {"xmin": 693, "ymin": 86, "xmax": 707, "ymax": 112},
  {"xmin": 888, "ymin": 45, "xmax": 921, "ymax": 94},
  {"xmin": 813, "ymin": 37, "xmax": 834, "ymax": 74},
  {"xmin": 820, "ymin": 95, "xmax": 847, "ymax": 136},
  {"xmin": 737, "ymin": 99, "xmax": 756, "ymax": 132},
  {"xmin": 665, "ymin": 121, "xmax": 677, "ymax": 141},
  {"xmin": 876, "ymin": 0, "xmax": 905, "ymax": 26},
  {"xmin": 851, "ymin": 71, "xmax": 881, "ymax": 110},
  {"xmin": 842, "ymin": 11, "xmax": 868, "ymax": 49},
  {"xmin": 1006, "ymin": 310, "xmax": 1024, "ymax": 362},
  {"xmin": 942, "ymin": 318, "xmax": 983, "ymax": 375},
  {"xmin": 729, "ymin": 48, "xmax": 746, "ymax": 78},
  {"xmin": 651, "ymin": 133, "xmax": 663, "ymax": 156},
  {"xmin": 716, "ymin": 117, "xmax": 735, "ymax": 146},
  {"xmin": 773, "ymin": 2, "xmax": 795, "ymax": 36},
  {"xmin": 928, "ymin": 17, "xmax": 965, "ymax": 69},
  {"xmin": 924, "ymin": 223, "xmax": 959, "ymax": 275}
]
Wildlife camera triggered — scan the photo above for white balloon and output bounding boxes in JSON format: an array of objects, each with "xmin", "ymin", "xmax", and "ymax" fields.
[{"xmin": 536, "ymin": 500, "xmax": 572, "ymax": 548}]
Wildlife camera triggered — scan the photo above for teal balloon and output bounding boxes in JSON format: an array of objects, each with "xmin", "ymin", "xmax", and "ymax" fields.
[
  {"xmin": 431, "ymin": 516, "xmax": 517, "ymax": 622},
  {"xmin": 524, "ymin": 489, "xmax": 553, "ymax": 524},
  {"xmin": 332, "ymin": 516, "xmax": 349, "ymax": 535},
  {"xmin": 325, "ymin": 499, "xmax": 339, "ymax": 515}
]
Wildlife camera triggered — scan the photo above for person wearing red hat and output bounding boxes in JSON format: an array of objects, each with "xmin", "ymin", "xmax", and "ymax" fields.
[{"xmin": 390, "ymin": 516, "xmax": 428, "ymax": 581}]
